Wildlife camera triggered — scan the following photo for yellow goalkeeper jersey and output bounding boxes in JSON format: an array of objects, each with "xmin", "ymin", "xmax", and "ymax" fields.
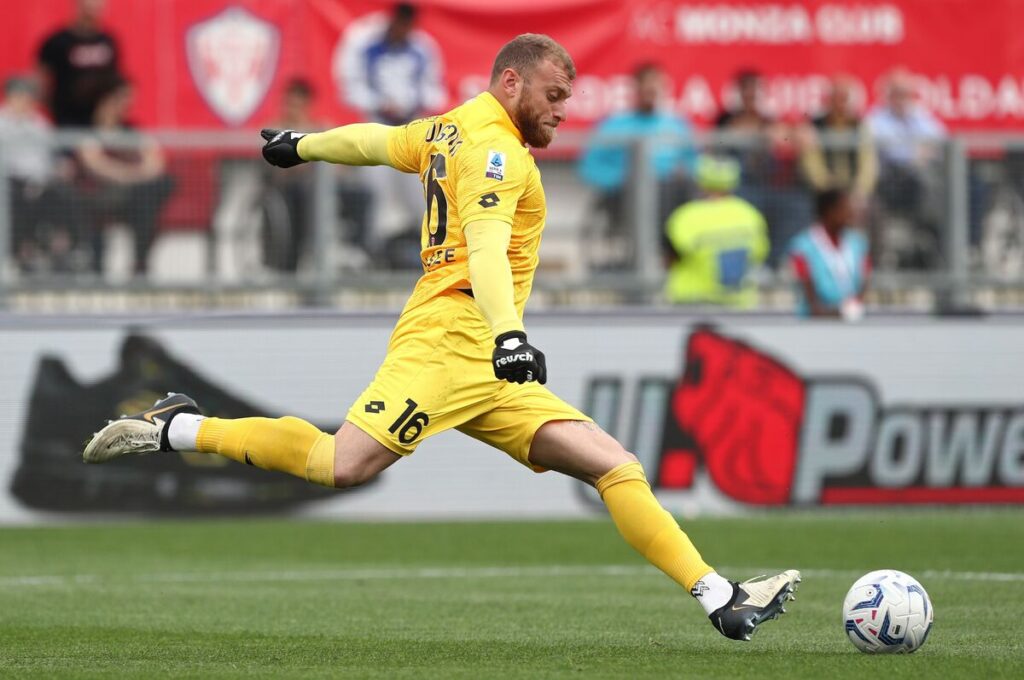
[{"xmin": 386, "ymin": 92, "xmax": 545, "ymax": 315}]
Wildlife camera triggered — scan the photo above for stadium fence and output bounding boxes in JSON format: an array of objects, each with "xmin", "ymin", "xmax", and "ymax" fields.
[{"xmin": 1, "ymin": 130, "xmax": 1022, "ymax": 312}]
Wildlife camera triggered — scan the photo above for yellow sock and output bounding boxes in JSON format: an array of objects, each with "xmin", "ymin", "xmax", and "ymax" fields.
[
  {"xmin": 196, "ymin": 416, "xmax": 336, "ymax": 487},
  {"xmin": 596, "ymin": 461, "xmax": 713, "ymax": 591}
]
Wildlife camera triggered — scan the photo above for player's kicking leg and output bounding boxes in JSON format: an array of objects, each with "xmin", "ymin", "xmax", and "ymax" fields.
[
  {"xmin": 528, "ymin": 420, "xmax": 799, "ymax": 642},
  {"xmin": 82, "ymin": 392, "xmax": 400, "ymax": 488}
]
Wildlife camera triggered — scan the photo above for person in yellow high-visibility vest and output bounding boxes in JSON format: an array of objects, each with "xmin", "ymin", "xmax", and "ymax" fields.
[{"xmin": 664, "ymin": 156, "xmax": 769, "ymax": 308}]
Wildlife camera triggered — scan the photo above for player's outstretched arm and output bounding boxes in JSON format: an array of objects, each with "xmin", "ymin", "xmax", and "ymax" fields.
[
  {"xmin": 465, "ymin": 220, "xmax": 546, "ymax": 385},
  {"xmin": 260, "ymin": 123, "xmax": 395, "ymax": 169}
]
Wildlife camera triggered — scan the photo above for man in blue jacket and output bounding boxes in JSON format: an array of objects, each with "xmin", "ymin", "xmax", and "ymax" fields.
[{"xmin": 579, "ymin": 63, "xmax": 698, "ymax": 266}]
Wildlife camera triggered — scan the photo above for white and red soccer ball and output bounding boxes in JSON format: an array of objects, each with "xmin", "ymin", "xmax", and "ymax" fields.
[{"xmin": 843, "ymin": 570, "xmax": 934, "ymax": 653}]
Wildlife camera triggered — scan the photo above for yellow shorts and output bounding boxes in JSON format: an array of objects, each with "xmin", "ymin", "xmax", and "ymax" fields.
[{"xmin": 346, "ymin": 292, "xmax": 590, "ymax": 469}]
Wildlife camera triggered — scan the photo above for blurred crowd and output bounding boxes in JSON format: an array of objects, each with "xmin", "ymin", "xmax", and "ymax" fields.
[
  {"xmin": 577, "ymin": 62, "xmax": 958, "ymax": 317},
  {"xmin": 4, "ymin": 0, "xmax": 438, "ymax": 277},
  {"xmin": 3, "ymin": 0, "xmax": 177, "ymax": 276},
  {"xmin": 2, "ymin": 0, "xmax": 1006, "ymax": 317}
]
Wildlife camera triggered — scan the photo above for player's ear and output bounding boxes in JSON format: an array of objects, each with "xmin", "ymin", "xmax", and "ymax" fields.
[{"xmin": 500, "ymin": 68, "xmax": 522, "ymax": 98}]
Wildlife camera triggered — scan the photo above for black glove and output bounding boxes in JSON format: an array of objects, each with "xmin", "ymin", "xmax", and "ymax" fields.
[
  {"xmin": 492, "ymin": 331, "xmax": 547, "ymax": 384},
  {"xmin": 260, "ymin": 128, "xmax": 307, "ymax": 168}
]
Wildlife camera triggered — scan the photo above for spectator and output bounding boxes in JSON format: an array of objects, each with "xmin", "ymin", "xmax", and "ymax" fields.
[
  {"xmin": 716, "ymin": 69, "xmax": 810, "ymax": 269},
  {"xmin": 264, "ymin": 78, "xmax": 372, "ymax": 271},
  {"xmin": 0, "ymin": 76, "xmax": 78, "ymax": 273},
  {"xmin": 663, "ymin": 156, "xmax": 768, "ymax": 308},
  {"xmin": 716, "ymin": 69, "xmax": 773, "ymax": 132},
  {"xmin": 789, "ymin": 189, "xmax": 870, "ymax": 320},
  {"xmin": 37, "ymin": 0, "xmax": 120, "ymax": 128},
  {"xmin": 800, "ymin": 76, "xmax": 878, "ymax": 206},
  {"xmin": 278, "ymin": 77, "xmax": 318, "ymax": 129},
  {"xmin": 579, "ymin": 62, "xmax": 698, "ymax": 263},
  {"xmin": 338, "ymin": 2, "xmax": 446, "ymax": 267},
  {"xmin": 866, "ymin": 68, "xmax": 947, "ymax": 269},
  {"xmin": 867, "ymin": 68, "xmax": 945, "ymax": 169},
  {"xmin": 0, "ymin": 76, "xmax": 55, "ymax": 271},
  {"xmin": 340, "ymin": 3, "xmax": 446, "ymax": 126},
  {"xmin": 76, "ymin": 76, "xmax": 173, "ymax": 276}
]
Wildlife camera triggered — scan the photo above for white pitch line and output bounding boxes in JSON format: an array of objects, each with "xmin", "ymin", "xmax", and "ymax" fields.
[
  {"xmin": 0, "ymin": 564, "xmax": 1022, "ymax": 588},
  {"xmin": 139, "ymin": 564, "xmax": 645, "ymax": 584},
  {"xmin": 0, "ymin": 565, "xmax": 647, "ymax": 588}
]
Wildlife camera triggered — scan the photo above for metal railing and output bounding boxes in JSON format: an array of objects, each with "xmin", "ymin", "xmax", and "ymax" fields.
[{"xmin": 0, "ymin": 127, "xmax": 1021, "ymax": 312}]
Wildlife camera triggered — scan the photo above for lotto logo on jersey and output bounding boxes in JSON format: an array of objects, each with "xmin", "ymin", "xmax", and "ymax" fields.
[{"xmin": 485, "ymin": 151, "xmax": 505, "ymax": 180}]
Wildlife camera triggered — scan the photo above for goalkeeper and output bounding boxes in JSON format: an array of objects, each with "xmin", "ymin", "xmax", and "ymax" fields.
[{"xmin": 83, "ymin": 34, "xmax": 798, "ymax": 641}]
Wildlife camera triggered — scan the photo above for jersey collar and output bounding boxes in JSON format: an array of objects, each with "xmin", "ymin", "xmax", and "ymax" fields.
[{"xmin": 478, "ymin": 92, "xmax": 525, "ymax": 145}]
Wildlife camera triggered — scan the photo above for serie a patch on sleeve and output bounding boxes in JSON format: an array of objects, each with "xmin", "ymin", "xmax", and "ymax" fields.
[{"xmin": 485, "ymin": 150, "xmax": 505, "ymax": 180}]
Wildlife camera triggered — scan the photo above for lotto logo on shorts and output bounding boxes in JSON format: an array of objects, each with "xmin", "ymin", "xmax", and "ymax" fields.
[{"xmin": 485, "ymin": 150, "xmax": 505, "ymax": 180}]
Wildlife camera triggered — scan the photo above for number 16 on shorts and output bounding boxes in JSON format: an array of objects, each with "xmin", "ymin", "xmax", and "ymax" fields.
[{"xmin": 388, "ymin": 398, "xmax": 430, "ymax": 445}]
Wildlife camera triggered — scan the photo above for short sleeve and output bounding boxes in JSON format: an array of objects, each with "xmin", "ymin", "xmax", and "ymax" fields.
[
  {"xmin": 790, "ymin": 253, "xmax": 810, "ymax": 282},
  {"xmin": 386, "ymin": 119, "xmax": 431, "ymax": 174},
  {"xmin": 106, "ymin": 34, "xmax": 120, "ymax": 69},
  {"xmin": 855, "ymin": 232, "xmax": 872, "ymax": 277},
  {"xmin": 751, "ymin": 206, "xmax": 770, "ymax": 262},
  {"xmin": 665, "ymin": 205, "xmax": 694, "ymax": 254},
  {"xmin": 38, "ymin": 33, "xmax": 60, "ymax": 68},
  {"xmin": 454, "ymin": 140, "xmax": 527, "ymax": 226}
]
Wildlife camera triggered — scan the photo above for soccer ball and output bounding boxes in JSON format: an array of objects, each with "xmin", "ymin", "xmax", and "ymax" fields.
[{"xmin": 842, "ymin": 569, "xmax": 933, "ymax": 653}]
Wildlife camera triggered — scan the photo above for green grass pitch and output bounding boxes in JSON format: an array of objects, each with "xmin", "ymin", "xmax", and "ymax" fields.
[{"xmin": 1, "ymin": 512, "xmax": 1022, "ymax": 679}]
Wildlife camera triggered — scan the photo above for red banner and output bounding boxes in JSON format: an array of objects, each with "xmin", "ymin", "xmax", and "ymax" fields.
[{"xmin": 4, "ymin": 0, "xmax": 1024, "ymax": 131}]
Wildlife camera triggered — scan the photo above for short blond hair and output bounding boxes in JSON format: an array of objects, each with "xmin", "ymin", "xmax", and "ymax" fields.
[{"xmin": 489, "ymin": 34, "xmax": 576, "ymax": 84}]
